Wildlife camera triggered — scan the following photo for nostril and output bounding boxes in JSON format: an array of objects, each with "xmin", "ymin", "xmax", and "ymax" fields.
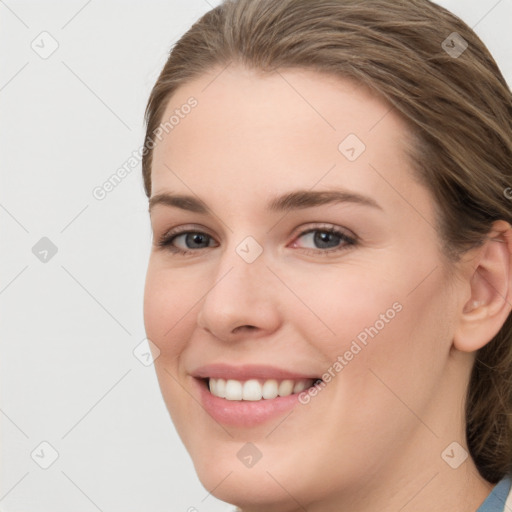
[{"xmin": 233, "ymin": 325, "xmax": 256, "ymax": 333}]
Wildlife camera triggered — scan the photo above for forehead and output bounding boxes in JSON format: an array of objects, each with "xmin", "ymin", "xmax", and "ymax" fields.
[{"xmin": 150, "ymin": 65, "xmax": 422, "ymax": 214}]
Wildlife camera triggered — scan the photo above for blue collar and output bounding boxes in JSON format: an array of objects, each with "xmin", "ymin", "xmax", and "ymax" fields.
[{"xmin": 476, "ymin": 475, "xmax": 512, "ymax": 512}]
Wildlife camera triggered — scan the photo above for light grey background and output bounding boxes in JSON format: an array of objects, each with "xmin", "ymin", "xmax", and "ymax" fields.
[{"xmin": 1, "ymin": 1, "xmax": 511, "ymax": 511}]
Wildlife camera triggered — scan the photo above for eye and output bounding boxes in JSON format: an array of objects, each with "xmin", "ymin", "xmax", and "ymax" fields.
[
  {"xmin": 156, "ymin": 224, "xmax": 357, "ymax": 256},
  {"xmin": 290, "ymin": 225, "xmax": 357, "ymax": 255},
  {"xmin": 157, "ymin": 229, "xmax": 217, "ymax": 255}
]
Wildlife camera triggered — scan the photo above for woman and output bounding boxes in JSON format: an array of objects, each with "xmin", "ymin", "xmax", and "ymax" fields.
[{"xmin": 141, "ymin": 0, "xmax": 512, "ymax": 510}]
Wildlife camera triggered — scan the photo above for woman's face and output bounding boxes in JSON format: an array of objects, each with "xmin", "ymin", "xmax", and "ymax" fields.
[{"xmin": 144, "ymin": 66, "xmax": 466, "ymax": 509}]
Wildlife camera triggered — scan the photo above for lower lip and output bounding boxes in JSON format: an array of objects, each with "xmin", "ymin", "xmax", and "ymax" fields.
[{"xmin": 194, "ymin": 378, "xmax": 305, "ymax": 427}]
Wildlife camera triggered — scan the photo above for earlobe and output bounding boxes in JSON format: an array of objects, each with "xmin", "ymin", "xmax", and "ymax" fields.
[{"xmin": 453, "ymin": 220, "xmax": 512, "ymax": 353}]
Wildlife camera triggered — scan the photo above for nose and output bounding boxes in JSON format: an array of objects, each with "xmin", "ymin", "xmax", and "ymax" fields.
[{"xmin": 196, "ymin": 244, "xmax": 281, "ymax": 342}]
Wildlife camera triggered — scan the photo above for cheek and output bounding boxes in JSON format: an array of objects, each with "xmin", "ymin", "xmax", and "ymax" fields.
[
  {"xmin": 143, "ymin": 263, "xmax": 201, "ymax": 438},
  {"xmin": 335, "ymin": 266, "xmax": 455, "ymax": 435},
  {"xmin": 295, "ymin": 258, "xmax": 454, "ymax": 416},
  {"xmin": 282, "ymin": 264, "xmax": 404, "ymax": 359},
  {"xmin": 143, "ymin": 261, "xmax": 197, "ymax": 359}
]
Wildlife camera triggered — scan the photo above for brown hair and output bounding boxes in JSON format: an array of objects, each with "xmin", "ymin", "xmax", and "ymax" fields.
[{"xmin": 142, "ymin": 0, "xmax": 512, "ymax": 483}]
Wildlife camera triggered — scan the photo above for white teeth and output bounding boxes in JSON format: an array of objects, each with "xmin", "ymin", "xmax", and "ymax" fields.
[
  {"xmin": 262, "ymin": 379, "xmax": 279, "ymax": 399},
  {"xmin": 216, "ymin": 378, "xmax": 226, "ymax": 398},
  {"xmin": 278, "ymin": 380, "xmax": 294, "ymax": 397},
  {"xmin": 208, "ymin": 377, "xmax": 315, "ymax": 401},
  {"xmin": 293, "ymin": 380, "xmax": 308, "ymax": 393},
  {"xmin": 208, "ymin": 377, "xmax": 226, "ymax": 398},
  {"xmin": 225, "ymin": 379, "xmax": 243, "ymax": 400},
  {"xmin": 242, "ymin": 379, "xmax": 262, "ymax": 401}
]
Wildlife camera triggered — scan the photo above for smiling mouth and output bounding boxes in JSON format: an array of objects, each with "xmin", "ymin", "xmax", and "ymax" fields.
[{"xmin": 202, "ymin": 377, "xmax": 323, "ymax": 401}]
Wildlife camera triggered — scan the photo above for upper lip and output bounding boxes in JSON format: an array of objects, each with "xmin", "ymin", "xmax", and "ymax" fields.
[{"xmin": 191, "ymin": 363, "xmax": 319, "ymax": 381}]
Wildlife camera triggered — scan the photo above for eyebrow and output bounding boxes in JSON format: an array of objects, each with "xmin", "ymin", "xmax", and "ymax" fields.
[{"xmin": 148, "ymin": 188, "xmax": 383, "ymax": 214}]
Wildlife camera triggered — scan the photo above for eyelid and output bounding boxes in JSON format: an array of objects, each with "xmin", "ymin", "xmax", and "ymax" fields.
[
  {"xmin": 289, "ymin": 222, "xmax": 356, "ymax": 241},
  {"xmin": 157, "ymin": 223, "xmax": 214, "ymax": 240}
]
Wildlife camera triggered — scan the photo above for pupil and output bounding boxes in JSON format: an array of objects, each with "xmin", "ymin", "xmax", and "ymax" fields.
[
  {"xmin": 187, "ymin": 233, "xmax": 208, "ymax": 248},
  {"xmin": 190, "ymin": 233, "xmax": 204, "ymax": 245},
  {"xmin": 314, "ymin": 231, "xmax": 340, "ymax": 249}
]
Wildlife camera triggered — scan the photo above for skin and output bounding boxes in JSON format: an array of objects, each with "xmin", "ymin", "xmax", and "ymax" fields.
[{"xmin": 143, "ymin": 65, "xmax": 512, "ymax": 512}]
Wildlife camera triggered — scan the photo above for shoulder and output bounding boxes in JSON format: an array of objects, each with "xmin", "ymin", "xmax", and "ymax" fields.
[{"xmin": 506, "ymin": 481, "xmax": 512, "ymax": 510}]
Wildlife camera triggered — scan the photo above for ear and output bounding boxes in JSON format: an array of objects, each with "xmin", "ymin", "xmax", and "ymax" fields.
[{"xmin": 453, "ymin": 220, "xmax": 512, "ymax": 353}]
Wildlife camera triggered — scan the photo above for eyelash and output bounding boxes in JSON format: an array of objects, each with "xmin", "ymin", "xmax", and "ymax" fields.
[{"xmin": 156, "ymin": 224, "xmax": 358, "ymax": 257}]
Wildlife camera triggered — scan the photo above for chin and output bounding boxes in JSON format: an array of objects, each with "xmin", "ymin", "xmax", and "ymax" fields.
[
  {"xmin": 194, "ymin": 464, "xmax": 304, "ymax": 512},
  {"xmin": 187, "ymin": 440, "xmax": 334, "ymax": 511}
]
